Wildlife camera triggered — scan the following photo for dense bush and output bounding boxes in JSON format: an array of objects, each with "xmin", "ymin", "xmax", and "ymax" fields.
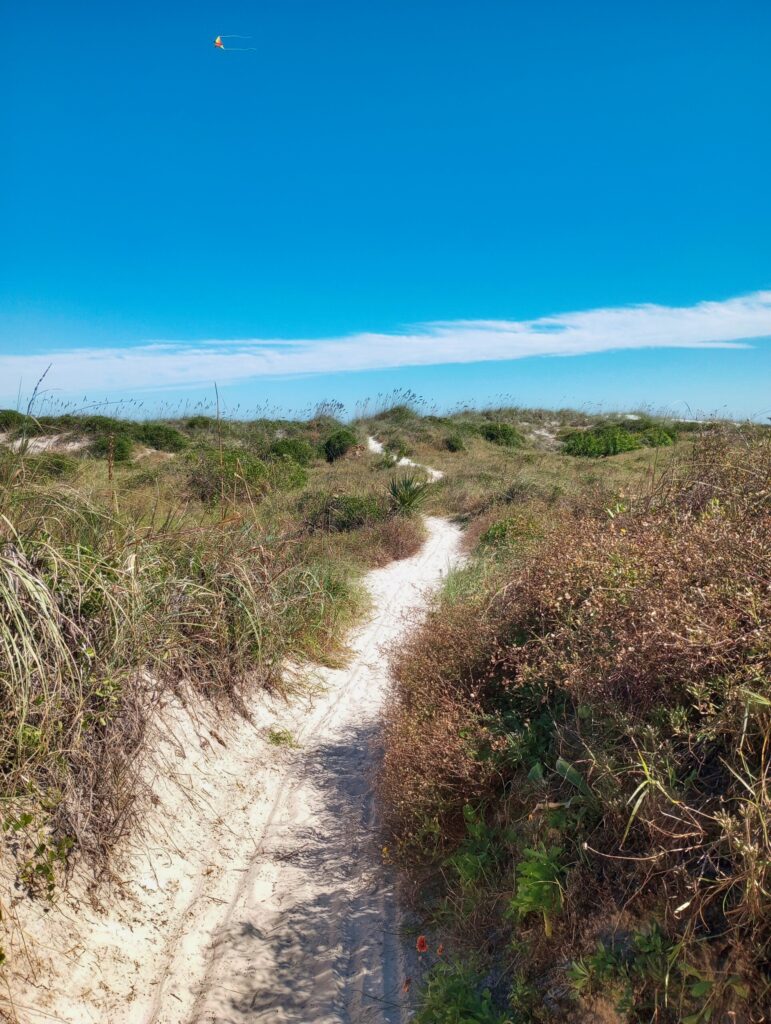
[
  {"xmin": 132, "ymin": 422, "xmax": 188, "ymax": 452},
  {"xmin": 444, "ymin": 434, "xmax": 465, "ymax": 452},
  {"xmin": 563, "ymin": 424, "xmax": 641, "ymax": 456},
  {"xmin": 187, "ymin": 447, "xmax": 269, "ymax": 503},
  {"xmin": 269, "ymin": 454, "xmax": 308, "ymax": 491},
  {"xmin": 640, "ymin": 425, "xmax": 675, "ymax": 447},
  {"xmin": 323, "ymin": 428, "xmax": 358, "ymax": 462},
  {"xmin": 269, "ymin": 437, "xmax": 316, "ymax": 466},
  {"xmin": 302, "ymin": 491, "xmax": 386, "ymax": 532},
  {"xmin": 479, "ymin": 422, "xmax": 523, "ymax": 447},
  {"xmin": 563, "ymin": 422, "xmax": 675, "ymax": 457},
  {"xmin": 91, "ymin": 433, "xmax": 134, "ymax": 462},
  {"xmin": 381, "ymin": 429, "xmax": 770, "ymax": 1022},
  {"xmin": 0, "ymin": 409, "xmax": 27, "ymax": 431}
]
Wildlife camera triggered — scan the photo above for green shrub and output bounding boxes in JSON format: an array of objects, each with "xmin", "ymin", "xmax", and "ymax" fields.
[
  {"xmin": 0, "ymin": 409, "xmax": 27, "ymax": 431},
  {"xmin": 303, "ymin": 491, "xmax": 385, "ymax": 532},
  {"xmin": 479, "ymin": 422, "xmax": 523, "ymax": 447},
  {"xmin": 30, "ymin": 414, "xmax": 129, "ymax": 437},
  {"xmin": 414, "ymin": 963, "xmax": 509, "ymax": 1024},
  {"xmin": 444, "ymin": 434, "xmax": 465, "ymax": 452},
  {"xmin": 91, "ymin": 434, "xmax": 134, "ymax": 462},
  {"xmin": 132, "ymin": 422, "xmax": 188, "ymax": 452},
  {"xmin": 563, "ymin": 421, "xmax": 674, "ymax": 457},
  {"xmin": 185, "ymin": 415, "xmax": 216, "ymax": 430},
  {"xmin": 268, "ymin": 455, "xmax": 308, "ymax": 491},
  {"xmin": 562, "ymin": 425, "xmax": 642, "ymax": 457},
  {"xmin": 124, "ymin": 467, "xmax": 162, "ymax": 489},
  {"xmin": 269, "ymin": 437, "xmax": 316, "ymax": 466},
  {"xmin": 373, "ymin": 403, "xmax": 419, "ymax": 426},
  {"xmin": 323, "ymin": 428, "xmax": 358, "ymax": 462},
  {"xmin": 187, "ymin": 447, "xmax": 268, "ymax": 503},
  {"xmin": 640, "ymin": 425, "xmax": 675, "ymax": 447},
  {"xmin": 70, "ymin": 415, "xmax": 127, "ymax": 435}
]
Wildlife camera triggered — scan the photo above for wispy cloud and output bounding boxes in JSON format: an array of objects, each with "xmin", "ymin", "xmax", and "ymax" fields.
[{"xmin": 2, "ymin": 291, "xmax": 770, "ymax": 399}]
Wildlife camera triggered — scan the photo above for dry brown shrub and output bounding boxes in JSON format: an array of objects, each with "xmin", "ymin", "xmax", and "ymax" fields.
[
  {"xmin": 379, "ymin": 427, "xmax": 771, "ymax": 1019},
  {"xmin": 376, "ymin": 515, "xmax": 426, "ymax": 562}
]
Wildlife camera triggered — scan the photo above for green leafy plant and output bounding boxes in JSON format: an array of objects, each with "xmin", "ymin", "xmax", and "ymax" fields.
[
  {"xmin": 185, "ymin": 415, "xmax": 216, "ymax": 430},
  {"xmin": 17, "ymin": 835, "xmax": 75, "ymax": 899},
  {"xmin": 507, "ymin": 845, "xmax": 565, "ymax": 937},
  {"xmin": 414, "ymin": 962, "xmax": 511, "ymax": 1024},
  {"xmin": 562, "ymin": 421, "xmax": 673, "ymax": 457},
  {"xmin": 445, "ymin": 804, "xmax": 505, "ymax": 890},
  {"xmin": 268, "ymin": 455, "xmax": 308, "ymax": 490},
  {"xmin": 640, "ymin": 426, "xmax": 675, "ymax": 448}
]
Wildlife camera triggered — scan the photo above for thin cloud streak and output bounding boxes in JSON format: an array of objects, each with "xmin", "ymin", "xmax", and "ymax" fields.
[{"xmin": 1, "ymin": 291, "xmax": 769, "ymax": 398}]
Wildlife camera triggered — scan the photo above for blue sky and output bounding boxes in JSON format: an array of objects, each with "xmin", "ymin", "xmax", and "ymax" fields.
[{"xmin": 2, "ymin": 1, "xmax": 770, "ymax": 418}]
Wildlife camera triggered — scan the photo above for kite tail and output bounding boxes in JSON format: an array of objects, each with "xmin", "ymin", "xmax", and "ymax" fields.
[{"xmin": 222, "ymin": 46, "xmax": 258, "ymax": 51}]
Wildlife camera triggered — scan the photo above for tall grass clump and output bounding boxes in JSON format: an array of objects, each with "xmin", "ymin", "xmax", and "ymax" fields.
[{"xmin": 381, "ymin": 427, "xmax": 770, "ymax": 1022}]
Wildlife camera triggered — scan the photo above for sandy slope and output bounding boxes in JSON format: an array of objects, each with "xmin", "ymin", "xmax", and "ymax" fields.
[{"xmin": 4, "ymin": 514, "xmax": 463, "ymax": 1024}]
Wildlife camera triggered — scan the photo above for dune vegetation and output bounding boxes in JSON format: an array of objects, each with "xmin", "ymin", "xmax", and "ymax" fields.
[
  {"xmin": 0, "ymin": 396, "xmax": 767, "ymax": 1024},
  {"xmin": 378, "ymin": 420, "xmax": 770, "ymax": 1023}
]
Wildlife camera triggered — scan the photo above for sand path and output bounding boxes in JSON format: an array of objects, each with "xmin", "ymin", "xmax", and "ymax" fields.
[
  {"xmin": 172, "ymin": 514, "xmax": 462, "ymax": 1024},
  {"xmin": 366, "ymin": 436, "xmax": 444, "ymax": 482},
  {"xmin": 5, "ymin": 480, "xmax": 462, "ymax": 1023}
]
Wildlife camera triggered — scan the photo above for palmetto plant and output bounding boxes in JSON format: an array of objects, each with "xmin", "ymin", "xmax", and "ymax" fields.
[{"xmin": 388, "ymin": 474, "xmax": 429, "ymax": 517}]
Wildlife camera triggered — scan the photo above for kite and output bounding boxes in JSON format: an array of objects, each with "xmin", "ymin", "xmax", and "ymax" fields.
[{"xmin": 214, "ymin": 35, "xmax": 257, "ymax": 51}]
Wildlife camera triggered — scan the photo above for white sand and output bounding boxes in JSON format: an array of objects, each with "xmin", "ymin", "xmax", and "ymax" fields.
[
  {"xmin": 3, "ymin": 515, "xmax": 463, "ymax": 1024},
  {"xmin": 366, "ymin": 436, "xmax": 444, "ymax": 482},
  {"xmin": 0, "ymin": 433, "xmax": 88, "ymax": 453}
]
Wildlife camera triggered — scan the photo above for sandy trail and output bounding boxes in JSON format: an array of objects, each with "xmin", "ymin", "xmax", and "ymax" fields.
[
  {"xmin": 5, "ymin": 511, "xmax": 462, "ymax": 1024},
  {"xmin": 366, "ymin": 436, "xmax": 444, "ymax": 482},
  {"xmin": 177, "ymin": 516, "xmax": 462, "ymax": 1024}
]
